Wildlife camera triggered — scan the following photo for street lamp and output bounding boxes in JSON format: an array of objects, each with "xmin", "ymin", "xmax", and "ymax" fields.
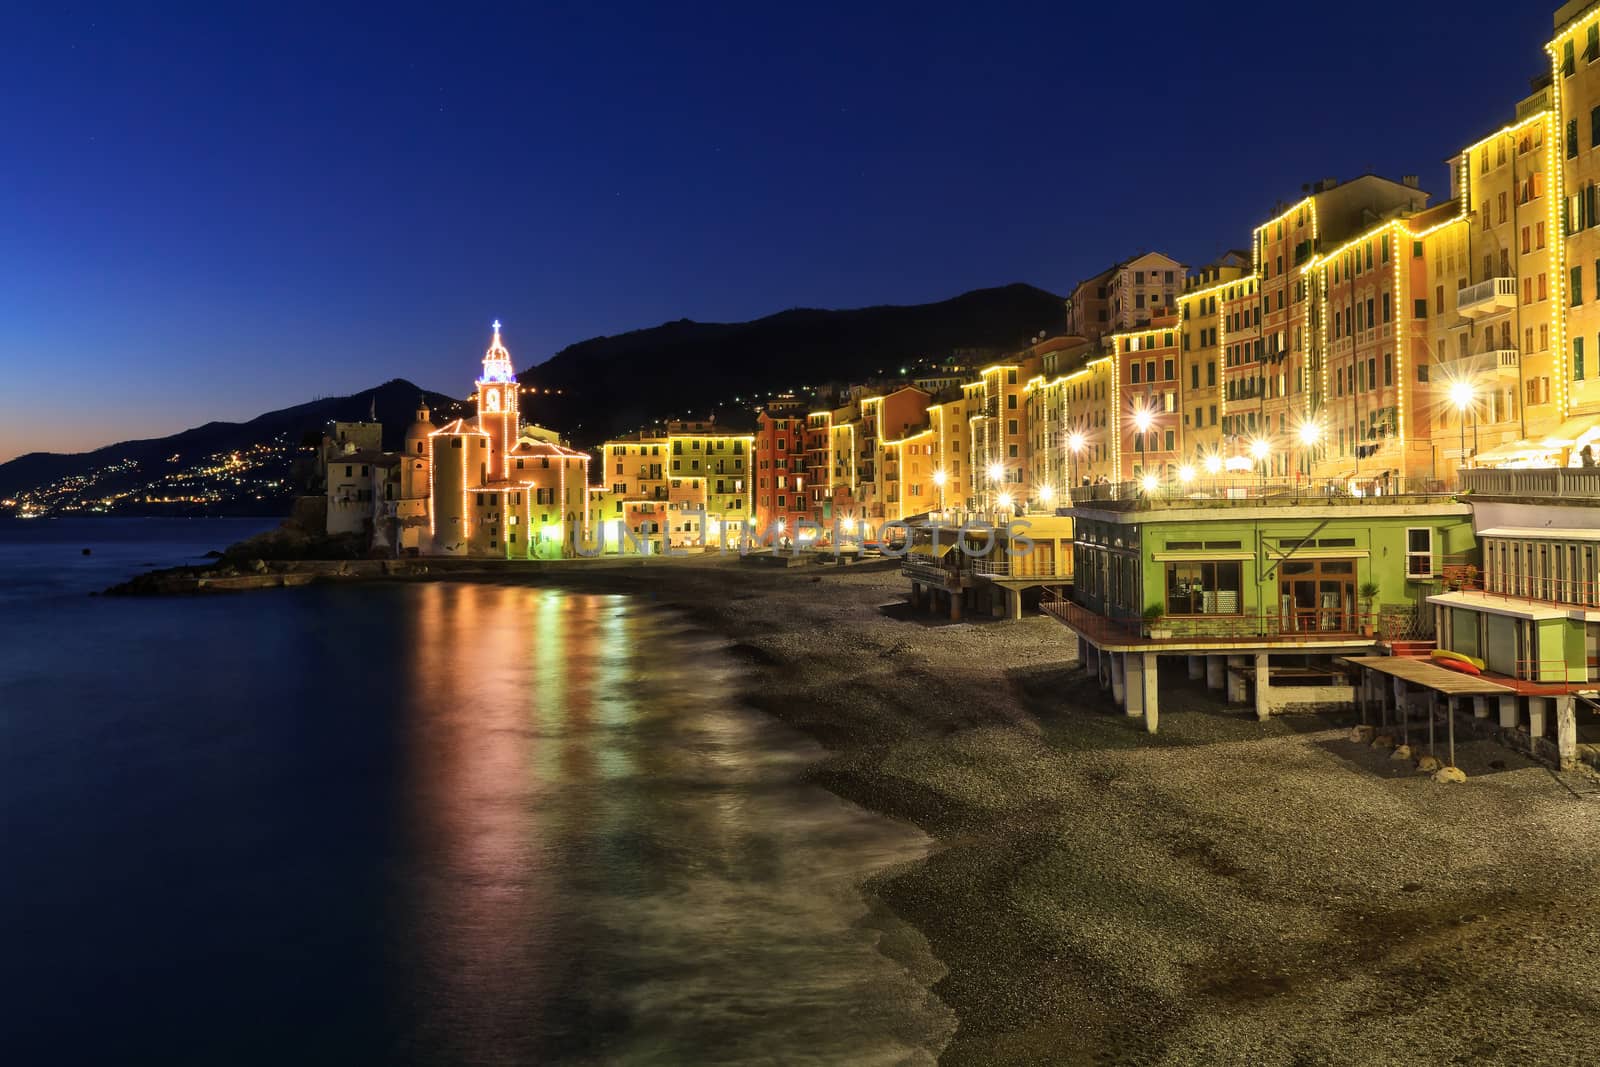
[
  {"xmin": 1067, "ymin": 431, "xmax": 1087, "ymax": 498},
  {"xmin": 1296, "ymin": 421, "xmax": 1322, "ymax": 484},
  {"xmin": 932, "ymin": 468, "xmax": 947, "ymax": 513},
  {"xmin": 1038, "ymin": 484, "xmax": 1055, "ymax": 509},
  {"xmin": 987, "ymin": 461, "xmax": 1005, "ymax": 511},
  {"xmin": 1204, "ymin": 452, "xmax": 1222, "ymax": 476},
  {"xmin": 1449, "ymin": 380, "xmax": 1475, "ymax": 484},
  {"xmin": 1249, "ymin": 436, "xmax": 1271, "ymax": 489}
]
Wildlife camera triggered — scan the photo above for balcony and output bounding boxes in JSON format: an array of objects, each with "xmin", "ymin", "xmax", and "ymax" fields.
[
  {"xmin": 1441, "ymin": 345, "xmax": 1520, "ymax": 379},
  {"xmin": 1455, "ymin": 277, "xmax": 1517, "ymax": 319},
  {"xmin": 973, "ymin": 557, "xmax": 1070, "ymax": 580}
]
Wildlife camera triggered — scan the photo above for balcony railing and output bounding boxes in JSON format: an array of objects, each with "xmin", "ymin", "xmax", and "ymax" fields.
[
  {"xmin": 1442, "ymin": 346, "xmax": 1520, "ymax": 377},
  {"xmin": 1459, "ymin": 467, "xmax": 1600, "ymax": 499},
  {"xmin": 1441, "ymin": 569, "xmax": 1600, "ymax": 610},
  {"xmin": 1456, "ymin": 277, "xmax": 1518, "ymax": 318},
  {"xmin": 1042, "ymin": 599, "xmax": 1372, "ymax": 645},
  {"xmin": 1069, "ymin": 476, "xmax": 1456, "ymax": 509},
  {"xmin": 973, "ymin": 558, "xmax": 1071, "ymax": 579}
]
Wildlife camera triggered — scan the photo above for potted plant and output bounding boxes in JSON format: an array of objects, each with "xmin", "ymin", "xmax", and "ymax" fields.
[
  {"xmin": 1143, "ymin": 602, "xmax": 1171, "ymax": 639},
  {"xmin": 1359, "ymin": 581, "xmax": 1381, "ymax": 636}
]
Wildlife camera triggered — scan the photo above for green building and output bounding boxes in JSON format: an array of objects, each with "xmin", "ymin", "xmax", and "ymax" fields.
[{"xmin": 1051, "ymin": 485, "xmax": 1475, "ymax": 732}]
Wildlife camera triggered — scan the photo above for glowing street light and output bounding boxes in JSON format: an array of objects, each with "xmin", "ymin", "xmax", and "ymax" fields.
[
  {"xmin": 1178, "ymin": 464, "xmax": 1195, "ymax": 485},
  {"xmin": 1450, "ymin": 380, "xmax": 1476, "ymax": 477},
  {"xmin": 932, "ymin": 468, "xmax": 947, "ymax": 511},
  {"xmin": 996, "ymin": 491, "xmax": 1014, "ymax": 510},
  {"xmin": 1204, "ymin": 452, "xmax": 1223, "ymax": 475},
  {"xmin": 1249, "ymin": 437, "xmax": 1271, "ymax": 488},
  {"xmin": 986, "ymin": 462, "xmax": 1005, "ymax": 482},
  {"xmin": 1296, "ymin": 421, "xmax": 1322, "ymax": 482},
  {"xmin": 1133, "ymin": 407, "xmax": 1154, "ymax": 433},
  {"xmin": 1066, "ymin": 431, "xmax": 1088, "ymax": 495},
  {"xmin": 1038, "ymin": 484, "xmax": 1055, "ymax": 505},
  {"xmin": 1140, "ymin": 473, "xmax": 1159, "ymax": 494}
]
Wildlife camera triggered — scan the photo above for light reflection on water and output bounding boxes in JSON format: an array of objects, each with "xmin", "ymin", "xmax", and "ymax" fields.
[
  {"xmin": 388, "ymin": 583, "xmax": 954, "ymax": 1064},
  {"xmin": 0, "ymin": 545, "xmax": 952, "ymax": 1065}
]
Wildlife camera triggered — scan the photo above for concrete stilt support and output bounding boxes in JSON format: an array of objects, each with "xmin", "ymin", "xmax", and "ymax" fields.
[
  {"xmin": 1124, "ymin": 654, "xmax": 1145, "ymax": 718},
  {"xmin": 1077, "ymin": 636, "xmax": 1088, "ymax": 664},
  {"xmin": 1358, "ymin": 672, "xmax": 1370, "ymax": 725},
  {"xmin": 910, "ymin": 582, "xmax": 922, "ymax": 610},
  {"xmin": 1227, "ymin": 654, "xmax": 1246, "ymax": 669},
  {"xmin": 1111, "ymin": 653, "xmax": 1126, "ymax": 706},
  {"xmin": 1528, "ymin": 697, "xmax": 1549, "ymax": 740},
  {"xmin": 991, "ymin": 592, "xmax": 1004, "ymax": 619},
  {"xmin": 1205, "ymin": 655, "xmax": 1225, "ymax": 691},
  {"xmin": 1472, "ymin": 695, "xmax": 1489, "ymax": 720},
  {"xmin": 1226, "ymin": 665, "xmax": 1248, "ymax": 704},
  {"xmin": 950, "ymin": 590, "xmax": 963, "ymax": 622},
  {"xmin": 1140, "ymin": 653, "xmax": 1160, "ymax": 733},
  {"xmin": 1004, "ymin": 587, "xmax": 1022, "ymax": 621},
  {"xmin": 1254, "ymin": 651, "xmax": 1271, "ymax": 722},
  {"xmin": 1557, "ymin": 696, "xmax": 1578, "ymax": 770},
  {"xmin": 1186, "ymin": 655, "xmax": 1204, "ymax": 681},
  {"xmin": 1498, "ymin": 695, "xmax": 1518, "ymax": 730},
  {"xmin": 927, "ymin": 587, "xmax": 939, "ymax": 617}
]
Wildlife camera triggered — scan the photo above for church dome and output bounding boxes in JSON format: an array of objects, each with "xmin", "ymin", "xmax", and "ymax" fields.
[{"xmin": 404, "ymin": 398, "xmax": 435, "ymax": 454}]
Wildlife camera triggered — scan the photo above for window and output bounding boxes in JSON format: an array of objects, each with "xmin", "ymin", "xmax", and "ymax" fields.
[
  {"xmin": 1577, "ymin": 337, "xmax": 1587, "ymax": 381},
  {"xmin": 1574, "ymin": 266, "xmax": 1585, "ymax": 306},
  {"xmin": 1570, "ymin": 118, "xmax": 1580, "ymax": 159},
  {"xmin": 1406, "ymin": 528, "xmax": 1434, "ymax": 578},
  {"xmin": 1165, "ymin": 560, "xmax": 1242, "ymax": 616}
]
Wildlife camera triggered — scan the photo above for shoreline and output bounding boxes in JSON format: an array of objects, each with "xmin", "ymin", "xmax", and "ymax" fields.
[{"xmin": 110, "ymin": 549, "xmax": 1600, "ymax": 1063}]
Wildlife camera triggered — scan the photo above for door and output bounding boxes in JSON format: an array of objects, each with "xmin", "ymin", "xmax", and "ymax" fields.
[{"xmin": 1279, "ymin": 559, "xmax": 1355, "ymax": 632}]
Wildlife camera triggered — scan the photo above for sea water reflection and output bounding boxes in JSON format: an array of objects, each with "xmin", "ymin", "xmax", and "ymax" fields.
[{"xmin": 389, "ymin": 583, "xmax": 953, "ymax": 1064}]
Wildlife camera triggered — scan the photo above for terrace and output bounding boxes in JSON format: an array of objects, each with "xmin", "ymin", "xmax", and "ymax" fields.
[
  {"xmin": 1067, "ymin": 476, "xmax": 1458, "ymax": 512},
  {"xmin": 1041, "ymin": 598, "xmax": 1376, "ymax": 652}
]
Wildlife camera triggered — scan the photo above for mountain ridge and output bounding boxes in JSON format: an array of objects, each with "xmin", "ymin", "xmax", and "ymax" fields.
[{"xmin": 1, "ymin": 283, "xmax": 1065, "ymax": 515}]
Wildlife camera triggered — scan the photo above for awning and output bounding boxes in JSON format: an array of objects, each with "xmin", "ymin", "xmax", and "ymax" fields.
[
  {"xmin": 1537, "ymin": 415, "xmax": 1600, "ymax": 450},
  {"xmin": 1473, "ymin": 438, "xmax": 1547, "ymax": 463}
]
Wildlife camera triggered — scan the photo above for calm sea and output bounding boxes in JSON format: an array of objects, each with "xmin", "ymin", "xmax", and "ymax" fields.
[{"xmin": 0, "ymin": 518, "xmax": 951, "ymax": 1064}]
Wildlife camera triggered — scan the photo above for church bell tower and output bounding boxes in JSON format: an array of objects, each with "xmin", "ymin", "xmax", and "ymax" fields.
[{"xmin": 475, "ymin": 319, "xmax": 521, "ymax": 479}]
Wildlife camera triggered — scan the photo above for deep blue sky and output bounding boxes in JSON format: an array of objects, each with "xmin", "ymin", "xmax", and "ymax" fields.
[{"xmin": 0, "ymin": 1, "xmax": 1555, "ymax": 461}]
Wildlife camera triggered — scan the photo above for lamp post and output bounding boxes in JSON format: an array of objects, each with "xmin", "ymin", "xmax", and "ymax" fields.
[
  {"xmin": 987, "ymin": 461, "xmax": 1005, "ymax": 515},
  {"xmin": 1250, "ymin": 437, "xmax": 1270, "ymax": 490},
  {"xmin": 1449, "ymin": 380, "xmax": 1474, "ymax": 486},
  {"xmin": 1297, "ymin": 421, "xmax": 1322, "ymax": 488},
  {"xmin": 933, "ymin": 468, "xmax": 947, "ymax": 514},
  {"xmin": 1067, "ymin": 431, "xmax": 1087, "ymax": 501}
]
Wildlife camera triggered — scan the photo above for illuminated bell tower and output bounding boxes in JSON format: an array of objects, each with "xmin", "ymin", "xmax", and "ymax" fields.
[{"xmin": 475, "ymin": 319, "xmax": 521, "ymax": 479}]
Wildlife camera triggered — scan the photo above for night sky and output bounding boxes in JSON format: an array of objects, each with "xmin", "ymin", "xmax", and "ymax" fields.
[{"xmin": 0, "ymin": 1, "xmax": 1556, "ymax": 461}]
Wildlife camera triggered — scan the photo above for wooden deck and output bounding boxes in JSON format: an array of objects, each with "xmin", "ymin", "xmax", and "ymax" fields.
[{"xmin": 1338, "ymin": 656, "xmax": 1512, "ymax": 696}]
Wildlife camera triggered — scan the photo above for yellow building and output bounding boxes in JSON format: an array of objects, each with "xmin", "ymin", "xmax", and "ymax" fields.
[{"xmin": 1548, "ymin": 3, "xmax": 1600, "ymax": 445}]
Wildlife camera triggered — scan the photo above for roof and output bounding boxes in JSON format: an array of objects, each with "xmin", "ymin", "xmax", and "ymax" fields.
[
  {"xmin": 509, "ymin": 438, "xmax": 590, "ymax": 460},
  {"xmin": 1477, "ymin": 526, "xmax": 1600, "ymax": 541},
  {"xmin": 431, "ymin": 418, "xmax": 488, "ymax": 436}
]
